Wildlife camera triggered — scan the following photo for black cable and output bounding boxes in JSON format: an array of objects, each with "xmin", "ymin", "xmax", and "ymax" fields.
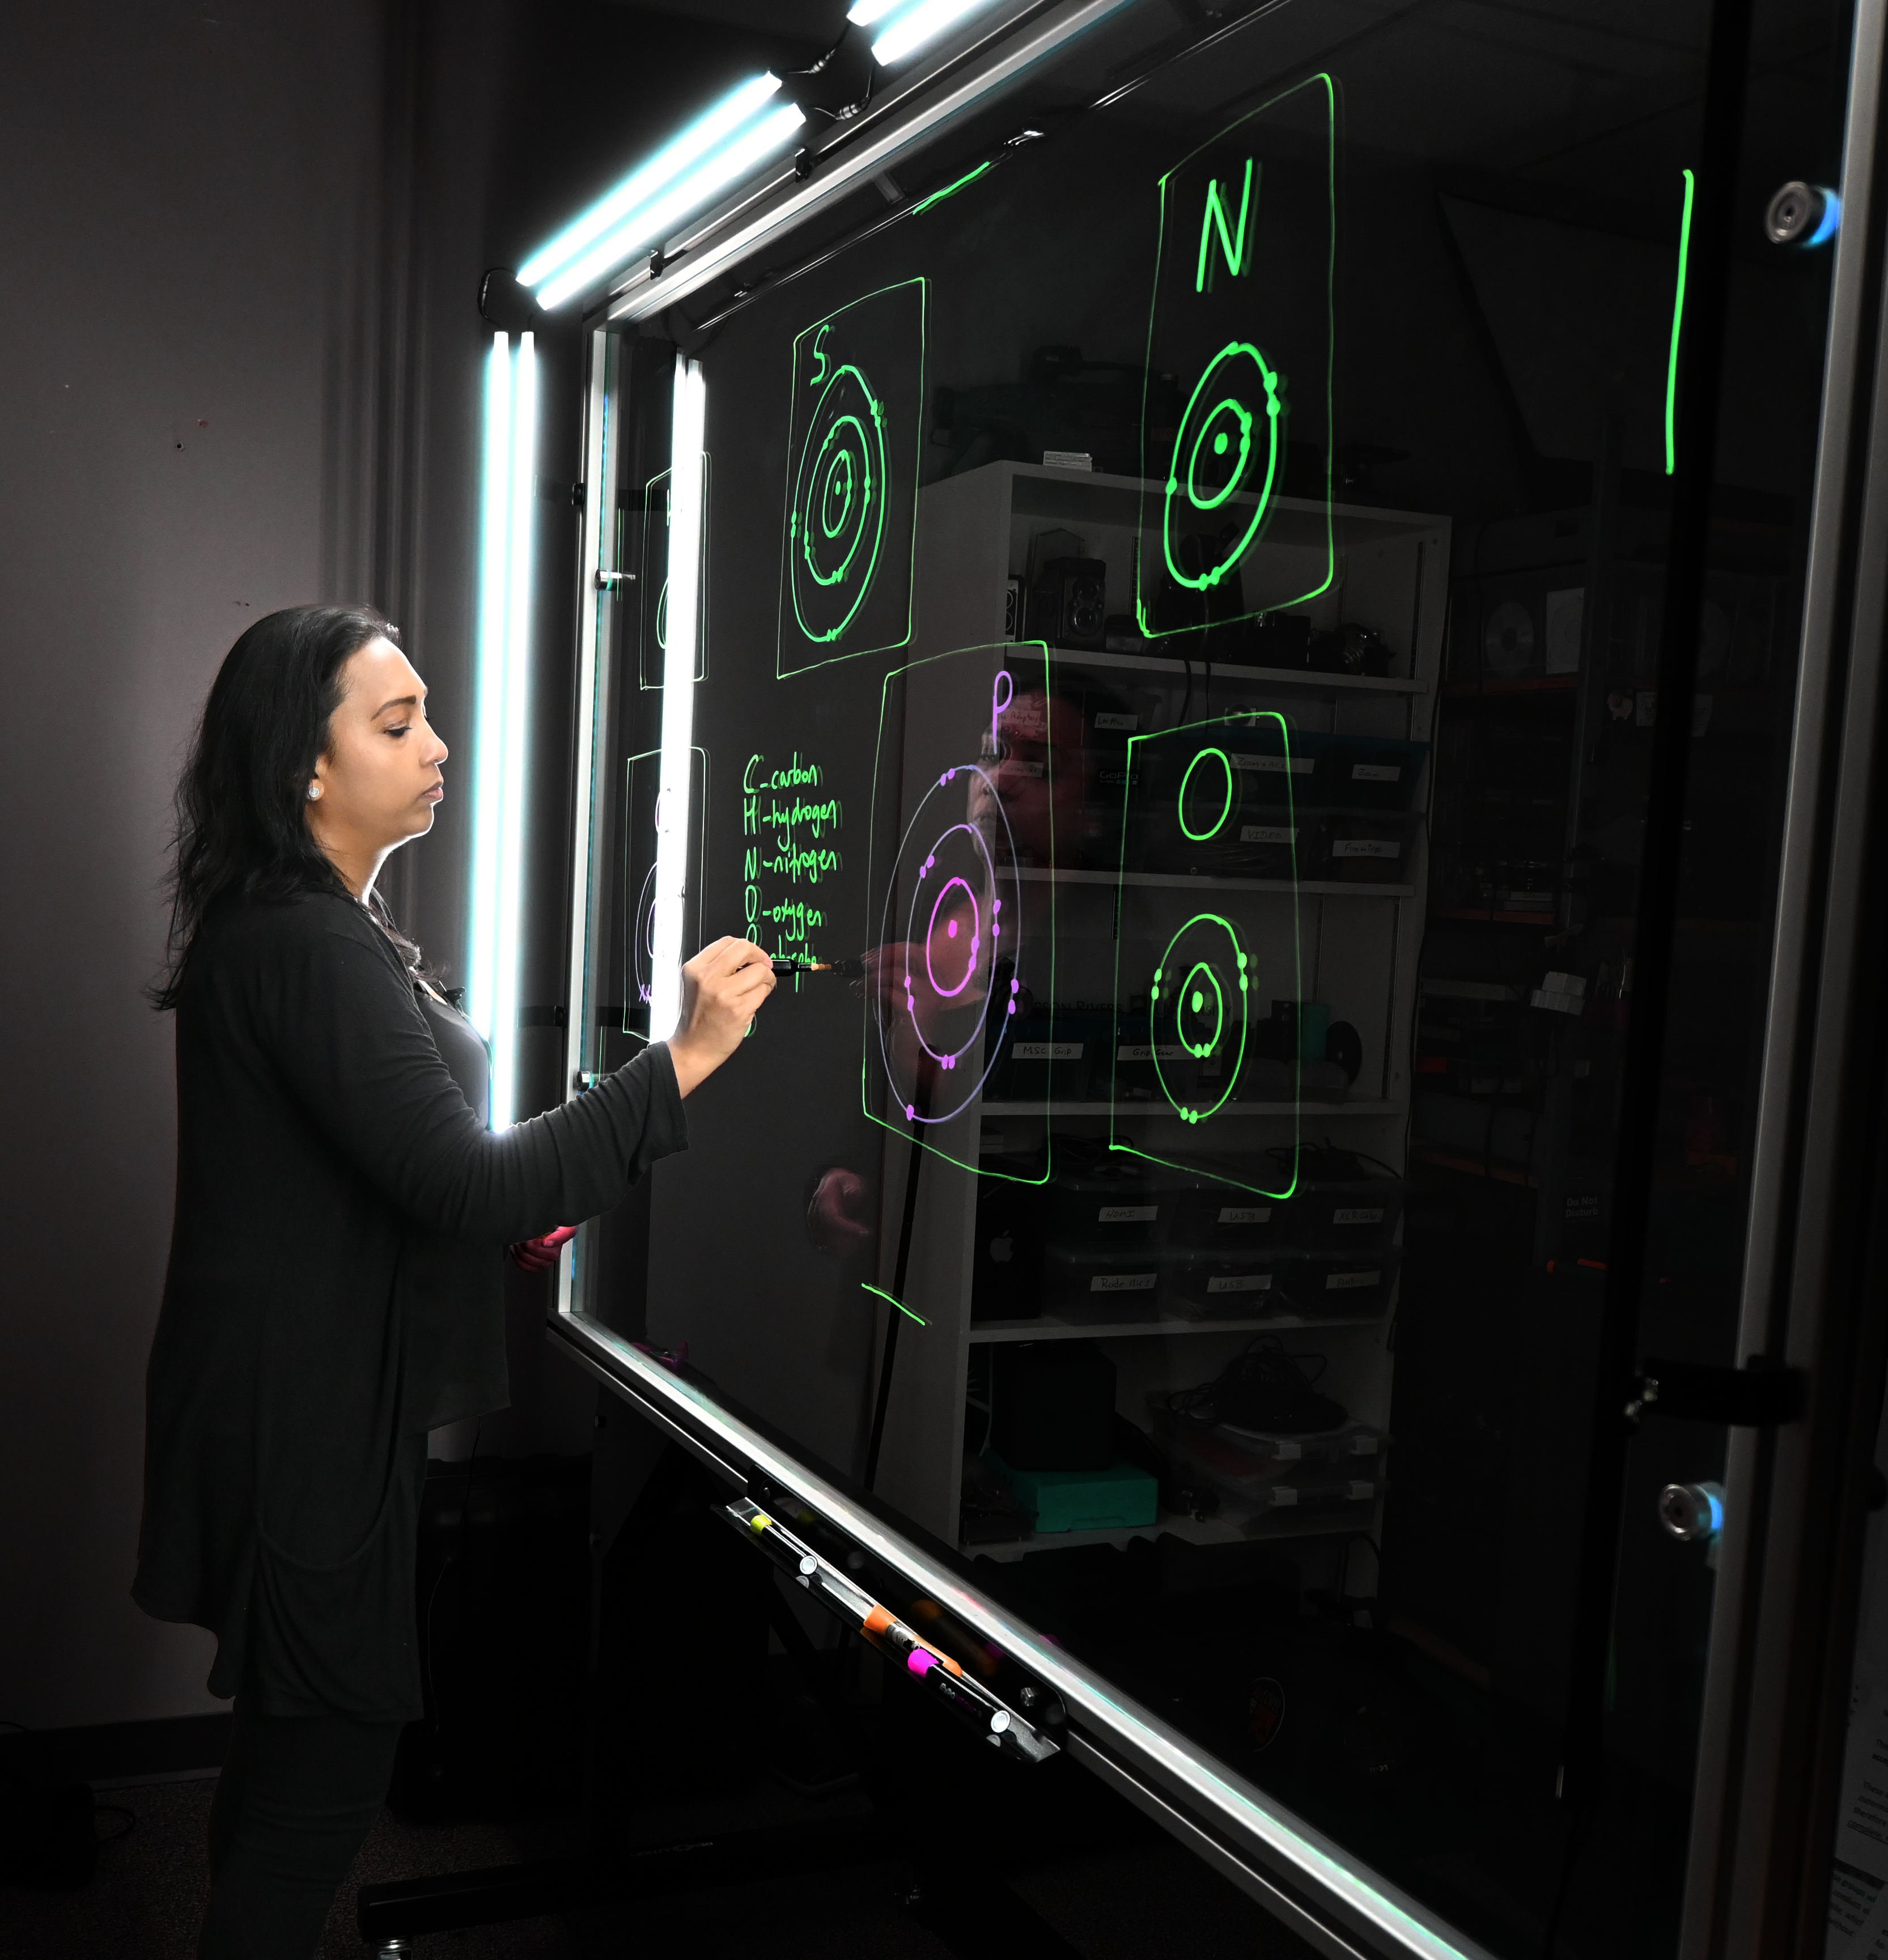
[
  {"xmin": 1540, "ymin": 1797, "xmax": 1593, "ymax": 1957},
  {"xmin": 864, "ymin": 1074, "xmax": 932, "ymax": 1490}
]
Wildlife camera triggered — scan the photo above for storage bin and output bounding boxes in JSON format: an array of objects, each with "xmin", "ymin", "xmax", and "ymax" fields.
[
  {"xmin": 1168, "ymin": 1181, "xmax": 1280, "ymax": 1251},
  {"xmin": 986, "ymin": 1009, "xmax": 1100, "ymax": 1101},
  {"xmin": 1313, "ymin": 813, "xmax": 1414, "ymax": 883},
  {"xmin": 983, "ymin": 1451, "xmax": 1158, "ymax": 1533},
  {"xmin": 1277, "ymin": 1174, "xmax": 1405, "ymax": 1251},
  {"xmin": 1224, "ymin": 725, "xmax": 1321, "ymax": 807},
  {"xmin": 1043, "ymin": 1156, "xmax": 1176, "ymax": 1248},
  {"xmin": 1276, "ymin": 1251, "xmax": 1399, "ymax": 1317},
  {"xmin": 1323, "ymin": 735, "xmax": 1429, "ymax": 812},
  {"xmin": 1166, "ymin": 1256, "xmax": 1284, "ymax": 1320},
  {"xmin": 1043, "ymin": 1242, "xmax": 1168, "ymax": 1310}
]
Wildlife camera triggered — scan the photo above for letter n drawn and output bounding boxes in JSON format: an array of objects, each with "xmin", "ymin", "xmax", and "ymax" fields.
[{"xmin": 1196, "ymin": 158, "xmax": 1257, "ymax": 294}]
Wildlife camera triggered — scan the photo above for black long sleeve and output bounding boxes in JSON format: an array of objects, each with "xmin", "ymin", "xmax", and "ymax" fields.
[
  {"xmin": 135, "ymin": 888, "xmax": 688, "ymax": 1721},
  {"xmin": 245, "ymin": 896, "xmax": 681, "ymax": 1244}
]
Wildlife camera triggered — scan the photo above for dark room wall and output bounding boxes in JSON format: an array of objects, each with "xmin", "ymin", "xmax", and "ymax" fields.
[
  {"xmin": 0, "ymin": 0, "xmax": 835, "ymax": 1741},
  {"xmin": 0, "ymin": 0, "xmax": 414, "ymax": 1733}
]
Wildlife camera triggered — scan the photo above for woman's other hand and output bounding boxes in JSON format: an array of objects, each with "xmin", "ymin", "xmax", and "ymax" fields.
[
  {"xmin": 668, "ymin": 937, "xmax": 778, "ymax": 1096},
  {"xmin": 509, "ymin": 1224, "xmax": 576, "ymax": 1272}
]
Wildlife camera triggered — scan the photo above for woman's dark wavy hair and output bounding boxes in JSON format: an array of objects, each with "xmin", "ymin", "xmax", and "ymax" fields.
[{"xmin": 151, "ymin": 604, "xmax": 423, "ymax": 1009}]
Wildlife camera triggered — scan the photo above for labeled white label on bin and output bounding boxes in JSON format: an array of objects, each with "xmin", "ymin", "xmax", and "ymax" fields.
[
  {"xmin": 1239, "ymin": 824, "xmax": 1296, "ymax": 845},
  {"xmin": 1350, "ymin": 1435, "xmax": 1380, "ymax": 1455},
  {"xmin": 1098, "ymin": 1205, "xmax": 1158, "ymax": 1223},
  {"xmin": 1331, "ymin": 838, "xmax": 1402, "ymax": 859},
  {"xmin": 1093, "ymin": 711, "xmax": 1139, "ymax": 731},
  {"xmin": 1218, "ymin": 1206, "xmax": 1271, "ymax": 1224},
  {"xmin": 1349, "ymin": 1481, "xmax": 1377, "ymax": 1500},
  {"xmin": 1089, "ymin": 1272, "xmax": 1157, "ymax": 1292},
  {"xmin": 1013, "ymin": 1041, "xmax": 1083, "ymax": 1060},
  {"xmin": 1118, "ymin": 1043, "xmax": 1185, "ymax": 1061},
  {"xmin": 1206, "ymin": 1274, "xmax": 1272, "ymax": 1293},
  {"xmin": 1333, "ymin": 1207, "xmax": 1385, "ymax": 1225},
  {"xmin": 1352, "ymin": 763, "xmax": 1402, "ymax": 782},
  {"xmin": 1235, "ymin": 754, "xmax": 1314, "ymax": 774},
  {"xmin": 1270, "ymin": 1487, "xmax": 1301, "ymax": 1506},
  {"xmin": 1326, "ymin": 1270, "xmax": 1382, "ymax": 1289}
]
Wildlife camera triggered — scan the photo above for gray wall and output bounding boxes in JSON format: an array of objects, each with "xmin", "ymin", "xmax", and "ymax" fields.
[
  {"xmin": 0, "ymin": 0, "xmax": 822, "ymax": 1736},
  {"xmin": 0, "ymin": 0, "xmax": 509, "ymax": 1731}
]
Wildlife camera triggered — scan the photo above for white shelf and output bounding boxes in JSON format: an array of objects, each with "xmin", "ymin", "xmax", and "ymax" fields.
[
  {"xmin": 1015, "ymin": 867, "xmax": 1414, "ymax": 899},
  {"xmin": 968, "ymin": 1309, "xmax": 1388, "ymax": 1344},
  {"xmin": 1042, "ymin": 643, "xmax": 1428, "ymax": 695},
  {"xmin": 963, "ymin": 1503, "xmax": 1378, "ymax": 1562},
  {"xmin": 979, "ymin": 1099, "xmax": 1403, "ymax": 1117}
]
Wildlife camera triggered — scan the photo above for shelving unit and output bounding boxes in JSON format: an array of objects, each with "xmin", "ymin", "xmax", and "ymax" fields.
[
  {"xmin": 867, "ymin": 459, "xmax": 1446, "ymax": 1565},
  {"xmin": 968, "ymin": 1309, "xmax": 1390, "ymax": 1343},
  {"xmin": 1017, "ymin": 867, "xmax": 1416, "ymax": 899},
  {"xmin": 982, "ymin": 1100, "xmax": 1403, "ymax": 1117},
  {"xmin": 968, "ymin": 1504, "xmax": 1377, "ymax": 1563}
]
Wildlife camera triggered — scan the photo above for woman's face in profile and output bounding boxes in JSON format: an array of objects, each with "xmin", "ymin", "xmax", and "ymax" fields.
[{"xmin": 310, "ymin": 636, "xmax": 448, "ymax": 853}]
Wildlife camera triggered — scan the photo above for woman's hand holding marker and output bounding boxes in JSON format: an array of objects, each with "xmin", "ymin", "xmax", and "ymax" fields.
[{"xmin": 668, "ymin": 937, "xmax": 779, "ymax": 1096}]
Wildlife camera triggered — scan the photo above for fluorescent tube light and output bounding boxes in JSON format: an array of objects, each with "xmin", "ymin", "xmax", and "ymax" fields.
[
  {"xmin": 868, "ymin": 0, "xmax": 999, "ymax": 65},
  {"xmin": 518, "ymin": 74, "xmax": 782, "ymax": 290},
  {"xmin": 845, "ymin": 0, "xmax": 909, "ymax": 22},
  {"xmin": 648, "ymin": 357, "xmax": 706, "ymax": 1042},
  {"xmin": 535, "ymin": 103, "xmax": 805, "ymax": 311},
  {"xmin": 467, "ymin": 332, "xmax": 539, "ymax": 1128}
]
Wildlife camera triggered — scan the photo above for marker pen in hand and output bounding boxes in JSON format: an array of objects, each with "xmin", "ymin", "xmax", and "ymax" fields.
[{"xmin": 770, "ymin": 957, "xmax": 864, "ymax": 978}]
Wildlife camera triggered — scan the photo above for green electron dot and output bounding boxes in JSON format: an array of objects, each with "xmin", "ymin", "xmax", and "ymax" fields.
[
  {"xmin": 1237, "ymin": 951, "xmax": 1249, "ymax": 969},
  {"xmin": 1191, "ymin": 990, "xmax": 1204, "ymax": 1012},
  {"xmin": 1214, "ymin": 431, "xmax": 1229, "ymax": 455},
  {"xmin": 1239, "ymin": 977, "xmax": 1249, "ymax": 992}
]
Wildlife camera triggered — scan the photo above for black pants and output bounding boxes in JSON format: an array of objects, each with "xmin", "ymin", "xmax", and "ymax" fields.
[{"xmin": 197, "ymin": 1698, "xmax": 404, "ymax": 1959}]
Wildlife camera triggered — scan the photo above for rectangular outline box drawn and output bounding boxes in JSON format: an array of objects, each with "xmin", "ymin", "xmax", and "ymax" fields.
[
  {"xmin": 777, "ymin": 277, "xmax": 928, "ymax": 680},
  {"xmin": 862, "ymin": 640, "xmax": 1057, "ymax": 1187},
  {"xmin": 1109, "ymin": 710, "xmax": 1301, "ymax": 1199},
  {"xmin": 639, "ymin": 458, "xmax": 710, "ymax": 689},
  {"xmin": 621, "ymin": 745, "xmax": 708, "ymax": 1043},
  {"xmin": 1135, "ymin": 72, "xmax": 1336, "ymax": 646}
]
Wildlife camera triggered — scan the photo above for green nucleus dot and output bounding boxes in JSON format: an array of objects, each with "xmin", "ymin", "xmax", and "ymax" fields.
[{"xmin": 1191, "ymin": 990, "xmax": 1204, "ymax": 1012}]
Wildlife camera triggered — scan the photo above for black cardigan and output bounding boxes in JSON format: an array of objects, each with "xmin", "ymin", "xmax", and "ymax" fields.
[{"xmin": 133, "ymin": 889, "xmax": 685, "ymax": 1713}]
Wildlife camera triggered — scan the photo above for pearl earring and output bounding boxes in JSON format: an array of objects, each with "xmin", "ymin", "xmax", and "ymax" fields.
[{"xmin": 307, "ymin": 782, "xmax": 323, "ymax": 801}]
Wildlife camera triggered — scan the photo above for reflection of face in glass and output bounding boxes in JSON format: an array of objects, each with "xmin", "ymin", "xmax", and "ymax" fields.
[{"xmin": 968, "ymin": 688, "xmax": 1087, "ymax": 866}]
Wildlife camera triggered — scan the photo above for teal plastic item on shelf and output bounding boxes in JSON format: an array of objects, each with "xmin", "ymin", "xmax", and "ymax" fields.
[{"xmin": 985, "ymin": 1450, "xmax": 1159, "ymax": 1534}]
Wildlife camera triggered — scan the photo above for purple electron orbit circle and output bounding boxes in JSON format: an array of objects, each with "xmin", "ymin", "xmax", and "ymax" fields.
[
  {"xmin": 925, "ymin": 876, "xmax": 979, "ymax": 998},
  {"xmin": 876, "ymin": 764, "xmax": 1025, "ymax": 1130}
]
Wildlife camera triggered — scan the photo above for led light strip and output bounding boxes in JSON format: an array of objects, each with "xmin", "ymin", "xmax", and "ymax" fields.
[
  {"xmin": 854, "ymin": 0, "xmax": 1003, "ymax": 66},
  {"xmin": 648, "ymin": 356, "xmax": 706, "ymax": 1042},
  {"xmin": 466, "ymin": 331, "xmax": 538, "ymax": 1127},
  {"xmin": 604, "ymin": 1, "xmax": 1139, "ymax": 323},
  {"xmin": 521, "ymin": 77, "xmax": 805, "ymax": 312}
]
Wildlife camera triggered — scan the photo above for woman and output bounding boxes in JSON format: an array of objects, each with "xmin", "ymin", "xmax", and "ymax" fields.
[{"xmin": 131, "ymin": 605, "xmax": 774, "ymax": 1957}]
